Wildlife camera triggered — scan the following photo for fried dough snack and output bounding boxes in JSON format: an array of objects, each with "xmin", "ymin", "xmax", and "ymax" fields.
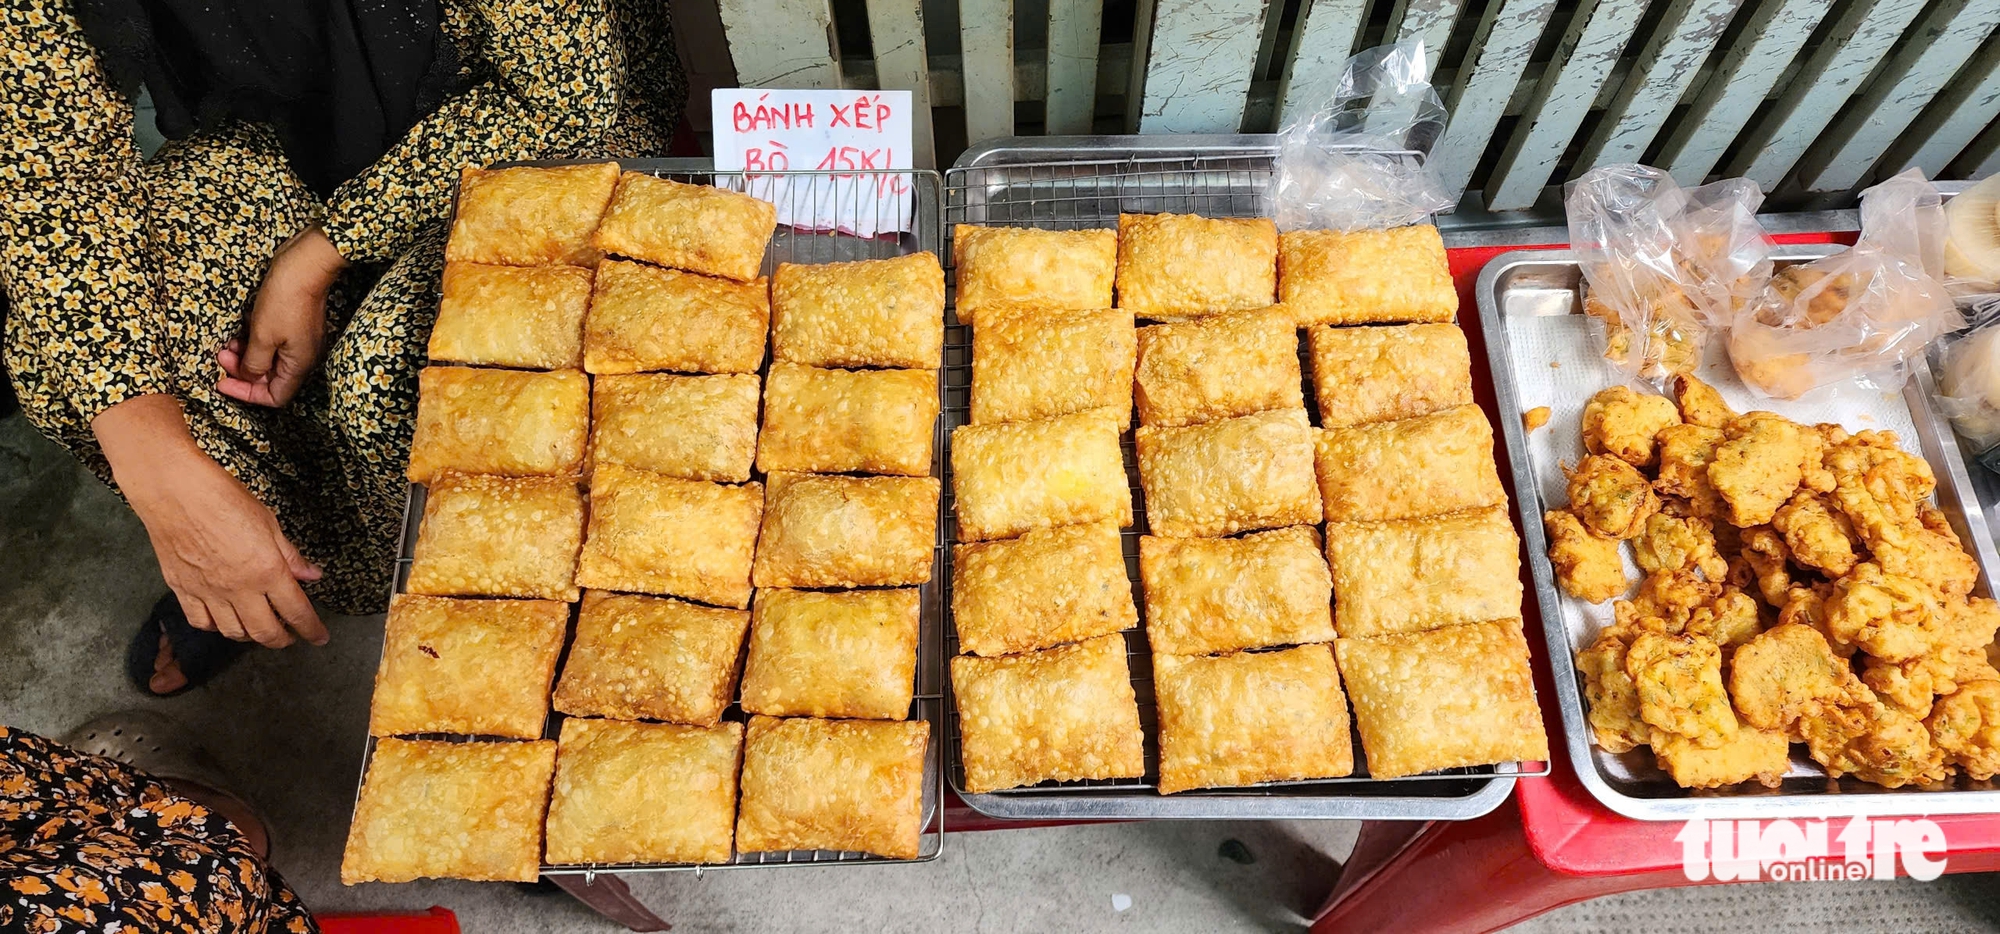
[
  {"xmin": 1799, "ymin": 701, "xmax": 1947, "ymax": 788},
  {"xmin": 1626, "ymin": 631, "xmax": 1738, "ymax": 749},
  {"xmin": 1710, "ymin": 413, "xmax": 1815, "ymax": 527},
  {"xmin": 1771, "ymin": 491, "xmax": 1859, "ymax": 576},
  {"xmin": 1670, "ymin": 374, "xmax": 1736, "ymax": 429},
  {"xmin": 1728, "ymin": 624, "xmax": 1869, "ymax": 735},
  {"xmin": 1927, "ymin": 681, "xmax": 2000, "ymax": 780},
  {"xmin": 1632, "ymin": 514, "xmax": 1727, "ymax": 581},
  {"xmin": 1577, "ymin": 624, "xmax": 1653, "ymax": 753},
  {"xmin": 1545, "ymin": 510, "xmax": 1627, "ymax": 604},
  {"xmin": 1567, "ymin": 455, "xmax": 1661, "ymax": 539},
  {"xmin": 1824, "ymin": 562, "xmax": 1941, "ymax": 662},
  {"xmin": 1582, "ymin": 386, "xmax": 1681, "ymax": 467}
]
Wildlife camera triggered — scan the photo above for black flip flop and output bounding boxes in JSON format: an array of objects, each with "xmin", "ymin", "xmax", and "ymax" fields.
[{"xmin": 125, "ymin": 594, "xmax": 250, "ymax": 698}]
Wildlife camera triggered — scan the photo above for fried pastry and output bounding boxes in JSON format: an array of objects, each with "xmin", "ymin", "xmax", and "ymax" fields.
[
  {"xmin": 445, "ymin": 162, "xmax": 619, "ymax": 266},
  {"xmin": 1153, "ymin": 645, "xmax": 1354, "ymax": 793},
  {"xmin": 1336, "ymin": 619, "xmax": 1548, "ymax": 779},
  {"xmin": 1324, "ymin": 507, "xmax": 1523, "ymax": 637},
  {"xmin": 736, "ymin": 716, "xmax": 930, "ymax": 859},
  {"xmin": 1654, "ymin": 728, "xmax": 1790, "ymax": 789},
  {"xmin": 1133, "ymin": 307, "xmax": 1302, "ymax": 428},
  {"xmin": 771, "ymin": 252, "xmax": 945, "ymax": 369},
  {"xmin": 1654, "ymin": 424, "xmax": 1727, "ymax": 519},
  {"xmin": 1626, "ymin": 632, "xmax": 1737, "ymax": 748},
  {"xmin": 1928, "ymin": 681, "xmax": 2000, "ymax": 780},
  {"xmin": 429, "ymin": 262, "xmax": 593, "ymax": 369},
  {"xmin": 406, "ymin": 367, "xmax": 589, "ymax": 482},
  {"xmin": 406, "ymin": 473, "xmax": 584, "ymax": 600},
  {"xmin": 1771, "ymin": 491, "xmax": 1860, "ymax": 576},
  {"xmin": 972, "ymin": 306, "xmax": 1136, "ymax": 425},
  {"xmin": 1823, "ymin": 562, "xmax": 1942, "ymax": 662},
  {"xmin": 590, "ymin": 372, "xmax": 760, "ymax": 481},
  {"xmin": 544, "ymin": 719, "xmax": 743, "ymax": 866},
  {"xmin": 950, "ymin": 409, "xmax": 1130, "ymax": 541},
  {"xmin": 1581, "ymin": 386, "xmax": 1681, "ymax": 468},
  {"xmin": 1670, "ymin": 374, "xmax": 1736, "ymax": 428},
  {"xmin": 950, "ymin": 634, "xmax": 1145, "ymax": 792},
  {"xmin": 1632, "ymin": 513, "xmax": 1728, "ymax": 581},
  {"xmin": 1314, "ymin": 405, "xmax": 1506, "ymax": 522},
  {"xmin": 740, "ymin": 588, "xmax": 921, "ymax": 720},
  {"xmin": 341, "ymin": 738, "xmax": 556, "ymax": 883},
  {"xmin": 1577, "ymin": 624, "xmax": 1651, "ymax": 753},
  {"xmin": 951, "ymin": 522, "xmax": 1136, "ymax": 657},
  {"xmin": 1116, "ymin": 213, "xmax": 1278, "ymax": 319},
  {"xmin": 575, "ymin": 466, "xmax": 763, "ymax": 608},
  {"xmin": 552, "ymin": 591, "xmax": 752, "ymax": 726},
  {"xmin": 1566, "ymin": 455, "xmax": 1660, "ymax": 539},
  {"xmin": 1800, "ymin": 701, "xmax": 1947, "ymax": 788},
  {"xmin": 1544, "ymin": 510, "xmax": 1628, "ymax": 604},
  {"xmin": 757, "ymin": 363, "xmax": 938, "ymax": 476},
  {"xmin": 951, "ymin": 225, "xmax": 1117, "ymax": 325},
  {"xmin": 591, "ymin": 173, "xmax": 777, "ymax": 281},
  {"xmin": 1136, "ymin": 408, "xmax": 1322, "ymax": 538},
  {"xmin": 1278, "ymin": 225, "xmax": 1456, "ymax": 327},
  {"xmin": 1710, "ymin": 412, "xmax": 1813, "ymax": 527},
  {"xmin": 1139, "ymin": 526, "xmax": 1334, "ymax": 655},
  {"xmin": 752, "ymin": 473, "xmax": 939, "ymax": 588},
  {"xmin": 368, "ymin": 595, "xmax": 568, "ymax": 740},
  {"xmin": 1307, "ymin": 322, "xmax": 1473, "ymax": 428},
  {"xmin": 582, "ymin": 260, "xmax": 770, "ymax": 375}
]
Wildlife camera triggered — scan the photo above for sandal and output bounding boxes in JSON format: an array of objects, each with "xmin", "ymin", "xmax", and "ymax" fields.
[
  {"xmin": 125, "ymin": 594, "xmax": 248, "ymax": 697},
  {"xmin": 61, "ymin": 710, "xmax": 274, "ymax": 857}
]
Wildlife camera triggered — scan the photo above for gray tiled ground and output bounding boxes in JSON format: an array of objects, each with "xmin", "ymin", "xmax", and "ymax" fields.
[{"xmin": 4, "ymin": 412, "xmax": 1997, "ymax": 932}]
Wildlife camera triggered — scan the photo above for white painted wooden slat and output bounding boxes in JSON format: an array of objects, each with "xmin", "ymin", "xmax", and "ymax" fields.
[
  {"xmin": 1484, "ymin": 0, "xmax": 1649, "ymax": 211},
  {"xmin": 1888, "ymin": 38, "xmax": 2000, "ymax": 178},
  {"xmin": 1383, "ymin": 0, "xmax": 1466, "ymax": 78},
  {"xmin": 1275, "ymin": 0, "xmax": 1367, "ymax": 127},
  {"xmin": 1655, "ymin": 0, "xmax": 1835, "ymax": 186},
  {"xmin": 864, "ymin": 0, "xmax": 936, "ymax": 168},
  {"xmin": 959, "ymin": 0, "xmax": 1016, "ymax": 144},
  {"xmin": 1958, "ymin": 121, "xmax": 2000, "ymax": 178},
  {"xmin": 1429, "ymin": 0, "xmax": 1559, "ymax": 200},
  {"xmin": 1575, "ymin": 0, "xmax": 1745, "ymax": 171},
  {"xmin": 1125, "ymin": 0, "xmax": 1158, "ymax": 133},
  {"xmin": 1724, "ymin": 0, "xmax": 1928, "ymax": 190},
  {"xmin": 1794, "ymin": 0, "xmax": 2000, "ymax": 191},
  {"xmin": 716, "ymin": 0, "xmax": 841, "ymax": 88},
  {"xmin": 1045, "ymin": 0, "xmax": 1105, "ymax": 134},
  {"xmin": 1135, "ymin": 0, "xmax": 1273, "ymax": 133}
]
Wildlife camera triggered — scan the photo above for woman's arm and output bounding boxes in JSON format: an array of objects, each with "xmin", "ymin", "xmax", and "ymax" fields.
[{"xmin": 320, "ymin": 0, "xmax": 627, "ymax": 265}]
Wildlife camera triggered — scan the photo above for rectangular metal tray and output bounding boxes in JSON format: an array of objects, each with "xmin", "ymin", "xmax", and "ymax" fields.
[
  {"xmin": 937, "ymin": 136, "xmax": 1532, "ymax": 821},
  {"xmin": 1481, "ymin": 246, "xmax": 2000, "ymax": 821},
  {"xmin": 351, "ymin": 160, "xmax": 950, "ymax": 874}
]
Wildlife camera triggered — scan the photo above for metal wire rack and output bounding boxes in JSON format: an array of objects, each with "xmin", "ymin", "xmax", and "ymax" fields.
[
  {"xmin": 938, "ymin": 145, "xmax": 1549, "ymax": 820},
  {"xmin": 354, "ymin": 162, "xmax": 950, "ymax": 876}
]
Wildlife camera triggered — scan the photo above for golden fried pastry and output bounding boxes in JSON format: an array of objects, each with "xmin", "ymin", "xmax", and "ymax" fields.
[
  {"xmin": 1577, "ymin": 625, "xmax": 1651, "ymax": 753},
  {"xmin": 950, "ymin": 634, "xmax": 1145, "ymax": 792},
  {"xmin": 1654, "ymin": 728, "xmax": 1790, "ymax": 789},
  {"xmin": 552, "ymin": 591, "xmax": 752, "ymax": 725},
  {"xmin": 1140, "ymin": 526, "xmax": 1334, "ymax": 655},
  {"xmin": 1618, "ymin": 568, "xmax": 1723, "ymax": 629},
  {"xmin": 591, "ymin": 173, "xmax": 777, "ymax": 281},
  {"xmin": 368, "ymin": 595, "xmax": 568, "ymax": 740},
  {"xmin": 1133, "ymin": 307, "xmax": 1302, "ymax": 428},
  {"xmin": 1823, "ymin": 562, "xmax": 1942, "ymax": 662},
  {"xmin": 575, "ymin": 467, "xmax": 762, "ymax": 608},
  {"xmin": 1581, "ymin": 386, "xmax": 1681, "ymax": 468},
  {"xmin": 1545, "ymin": 510, "xmax": 1628, "ymax": 604},
  {"xmin": 951, "ymin": 522, "xmax": 1137, "ymax": 657},
  {"xmin": 950, "ymin": 409, "xmax": 1131, "ymax": 541},
  {"xmin": 736, "ymin": 716, "xmax": 930, "ymax": 859},
  {"xmin": 1632, "ymin": 514, "xmax": 1728, "ymax": 581},
  {"xmin": 1669, "ymin": 374, "xmax": 1736, "ymax": 428},
  {"xmin": 1928, "ymin": 681, "xmax": 2000, "ymax": 780},
  {"xmin": 752, "ymin": 473, "xmax": 939, "ymax": 589},
  {"xmin": 757, "ymin": 364, "xmax": 938, "ymax": 476},
  {"xmin": 1307, "ymin": 322, "xmax": 1473, "ymax": 428},
  {"xmin": 1862, "ymin": 652, "xmax": 1956, "ymax": 719},
  {"xmin": 1771, "ymin": 491, "xmax": 1859, "ymax": 576},
  {"xmin": 429, "ymin": 262, "xmax": 593, "ymax": 369},
  {"xmin": 445, "ymin": 162, "xmax": 620, "ymax": 266},
  {"xmin": 582, "ymin": 260, "xmax": 769, "ymax": 375},
  {"xmin": 1710, "ymin": 412, "xmax": 1813, "ymax": 526},
  {"xmin": 1728, "ymin": 623, "xmax": 1870, "ymax": 735},
  {"xmin": 1566, "ymin": 455, "xmax": 1660, "ymax": 539},
  {"xmin": 590, "ymin": 372, "xmax": 760, "ymax": 481},
  {"xmin": 1314, "ymin": 405, "xmax": 1506, "ymax": 522},
  {"xmin": 1799, "ymin": 701, "xmax": 1947, "ymax": 788},
  {"xmin": 544, "ymin": 719, "xmax": 743, "ymax": 866},
  {"xmin": 1625, "ymin": 631, "xmax": 1737, "ymax": 748},
  {"xmin": 1686, "ymin": 589, "xmax": 1764, "ymax": 653},
  {"xmin": 407, "ymin": 473, "xmax": 583, "ymax": 600},
  {"xmin": 1153, "ymin": 645, "xmax": 1353, "ymax": 793},
  {"xmin": 1136, "ymin": 408, "xmax": 1322, "ymax": 538},
  {"xmin": 1116, "ymin": 213, "xmax": 1278, "ymax": 319},
  {"xmin": 972, "ymin": 306, "xmax": 1136, "ymax": 425},
  {"xmin": 1324, "ymin": 508, "xmax": 1523, "ymax": 637},
  {"xmin": 952, "ymin": 225, "xmax": 1118, "ymax": 325},
  {"xmin": 406, "ymin": 367, "xmax": 589, "ymax": 482},
  {"xmin": 1778, "ymin": 583, "xmax": 1855, "ymax": 659},
  {"xmin": 740, "ymin": 588, "xmax": 921, "ymax": 720},
  {"xmin": 1523, "ymin": 406, "xmax": 1552, "ymax": 432},
  {"xmin": 771, "ymin": 252, "xmax": 945, "ymax": 369},
  {"xmin": 1940, "ymin": 595, "xmax": 2000, "ymax": 653},
  {"xmin": 341, "ymin": 738, "xmax": 556, "ymax": 883},
  {"xmin": 1653, "ymin": 424, "xmax": 1727, "ymax": 518},
  {"xmin": 1336, "ymin": 619, "xmax": 1548, "ymax": 779},
  {"xmin": 1740, "ymin": 526, "xmax": 1793, "ymax": 606},
  {"xmin": 1279, "ymin": 225, "xmax": 1456, "ymax": 327}
]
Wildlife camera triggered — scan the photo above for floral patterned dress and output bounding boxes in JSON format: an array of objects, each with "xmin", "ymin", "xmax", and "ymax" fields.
[{"xmin": 0, "ymin": 0, "xmax": 685, "ymax": 613}]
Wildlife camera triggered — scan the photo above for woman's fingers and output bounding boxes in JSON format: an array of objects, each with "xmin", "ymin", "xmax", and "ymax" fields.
[
  {"xmin": 274, "ymin": 532, "xmax": 323, "ymax": 582},
  {"xmin": 268, "ymin": 579, "xmax": 328, "ymax": 646},
  {"xmin": 233, "ymin": 594, "xmax": 294, "ymax": 649},
  {"xmin": 208, "ymin": 601, "xmax": 248, "ymax": 642}
]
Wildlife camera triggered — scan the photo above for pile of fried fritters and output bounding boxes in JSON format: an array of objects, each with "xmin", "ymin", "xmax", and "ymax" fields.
[{"xmin": 1546, "ymin": 375, "xmax": 2000, "ymax": 789}]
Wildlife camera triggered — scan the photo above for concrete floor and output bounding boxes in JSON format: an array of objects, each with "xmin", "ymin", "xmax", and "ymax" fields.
[{"xmin": 5, "ymin": 410, "xmax": 2000, "ymax": 933}]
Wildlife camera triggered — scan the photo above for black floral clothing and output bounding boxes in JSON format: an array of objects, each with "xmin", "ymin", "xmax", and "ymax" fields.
[
  {"xmin": 1, "ymin": 0, "xmax": 685, "ymax": 613},
  {"xmin": 0, "ymin": 725, "xmax": 314, "ymax": 934}
]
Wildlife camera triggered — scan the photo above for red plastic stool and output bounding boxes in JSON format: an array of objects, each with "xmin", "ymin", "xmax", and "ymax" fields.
[{"xmin": 316, "ymin": 907, "xmax": 460, "ymax": 934}]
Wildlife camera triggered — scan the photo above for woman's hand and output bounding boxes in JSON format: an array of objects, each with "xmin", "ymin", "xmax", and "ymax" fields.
[
  {"xmin": 218, "ymin": 225, "xmax": 348, "ymax": 408},
  {"xmin": 93, "ymin": 395, "xmax": 329, "ymax": 648}
]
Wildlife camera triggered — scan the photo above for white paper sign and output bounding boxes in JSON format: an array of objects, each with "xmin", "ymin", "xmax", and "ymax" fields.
[{"xmin": 711, "ymin": 88, "xmax": 915, "ymax": 237}]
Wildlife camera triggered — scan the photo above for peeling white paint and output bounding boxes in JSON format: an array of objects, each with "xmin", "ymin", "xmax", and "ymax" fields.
[
  {"xmin": 717, "ymin": 0, "xmax": 841, "ymax": 88},
  {"xmin": 1888, "ymin": 39, "xmax": 2000, "ymax": 179},
  {"xmin": 1431, "ymin": 0, "xmax": 1560, "ymax": 200},
  {"xmin": 1047, "ymin": 0, "xmax": 1107, "ymax": 134},
  {"xmin": 1656, "ymin": 0, "xmax": 1836, "ymax": 186},
  {"xmin": 1575, "ymin": 0, "xmax": 1746, "ymax": 170},
  {"xmin": 960, "ymin": 0, "xmax": 1017, "ymax": 143},
  {"xmin": 1137, "ymin": 0, "xmax": 1273, "ymax": 134},
  {"xmin": 865, "ymin": 0, "xmax": 936, "ymax": 167},
  {"xmin": 1275, "ymin": 0, "xmax": 1367, "ymax": 127},
  {"xmin": 1485, "ymin": 0, "xmax": 1648, "ymax": 211}
]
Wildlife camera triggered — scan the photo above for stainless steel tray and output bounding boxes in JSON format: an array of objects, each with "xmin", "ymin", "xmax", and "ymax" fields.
[
  {"xmin": 937, "ymin": 137, "xmax": 1530, "ymax": 821},
  {"xmin": 1481, "ymin": 246, "xmax": 2000, "ymax": 821},
  {"xmin": 352, "ymin": 160, "xmax": 949, "ymax": 874}
]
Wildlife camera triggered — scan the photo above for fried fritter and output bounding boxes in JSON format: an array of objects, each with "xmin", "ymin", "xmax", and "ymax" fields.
[
  {"xmin": 1581, "ymin": 386, "xmax": 1682, "ymax": 468},
  {"xmin": 1799, "ymin": 701, "xmax": 1947, "ymax": 788},
  {"xmin": 1928, "ymin": 681, "xmax": 2000, "ymax": 780},
  {"xmin": 1777, "ymin": 583, "xmax": 1855, "ymax": 659},
  {"xmin": 1670, "ymin": 374, "xmax": 1736, "ymax": 429},
  {"xmin": 1728, "ymin": 623, "xmax": 1870, "ymax": 736},
  {"xmin": 1739, "ymin": 526, "xmax": 1792, "ymax": 606},
  {"xmin": 1545, "ymin": 510, "xmax": 1628, "ymax": 604},
  {"xmin": 1709, "ymin": 413, "xmax": 1812, "ymax": 527},
  {"xmin": 1567, "ymin": 455, "xmax": 1661, "ymax": 539},
  {"xmin": 1577, "ymin": 626, "xmax": 1651, "ymax": 754},
  {"xmin": 1632, "ymin": 513, "xmax": 1728, "ymax": 581},
  {"xmin": 1687, "ymin": 589, "xmax": 1764, "ymax": 654},
  {"xmin": 1861, "ymin": 653, "xmax": 1955, "ymax": 720},
  {"xmin": 1626, "ymin": 632, "xmax": 1738, "ymax": 749},
  {"xmin": 1620, "ymin": 568, "xmax": 1723, "ymax": 630},
  {"xmin": 1771, "ymin": 491, "xmax": 1859, "ymax": 577},
  {"xmin": 1654, "ymin": 727, "xmax": 1790, "ymax": 789},
  {"xmin": 1939, "ymin": 595, "xmax": 2000, "ymax": 654},
  {"xmin": 1654, "ymin": 424, "xmax": 1728, "ymax": 520},
  {"xmin": 1824, "ymin": 563, "xmax": 1942, "ymax": 662}
]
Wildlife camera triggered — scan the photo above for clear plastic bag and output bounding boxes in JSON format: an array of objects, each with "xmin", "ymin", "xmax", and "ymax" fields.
[
  {"xmin": 1564, "ymin": 164, "xmax": 1774, "ymax": 380},
  {"xmin": 1729, "ymin": 168, "xmax": 1965, "ymax": 400},
  {"xmin": 1936, "ymin": 297, "xmax": 2000, "ymax": 455},
  {"xmin": 1271, "ymin": 40, "xmax": 1453, "ymax": 232}
]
